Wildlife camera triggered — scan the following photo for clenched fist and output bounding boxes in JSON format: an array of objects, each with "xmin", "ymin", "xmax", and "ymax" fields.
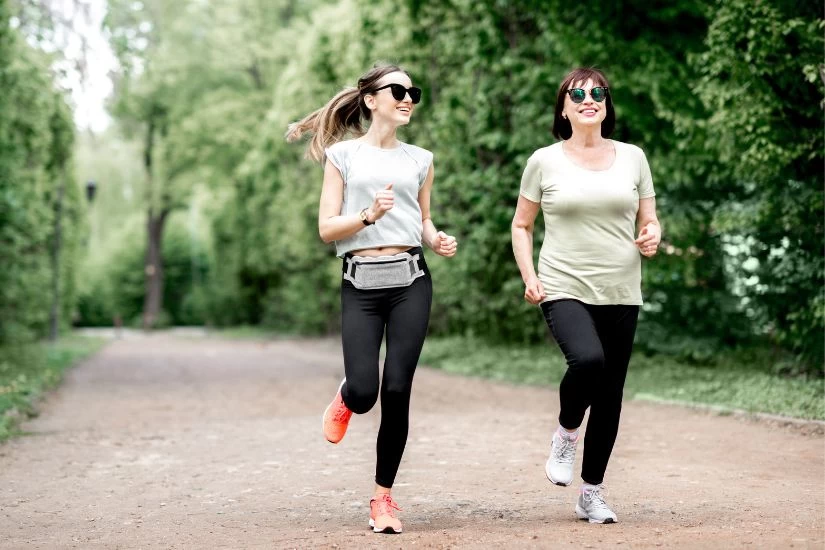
[
  {"xmin": 366, "ymin": 183, "xmax": 394, "ymax": 223},
  {"xmin": 635, "ymin": 223, "xmax": 661, "ymax": 257},
  {"xmin": 432, "ymin": 231, "xmax": 458, "ymax": 257}
]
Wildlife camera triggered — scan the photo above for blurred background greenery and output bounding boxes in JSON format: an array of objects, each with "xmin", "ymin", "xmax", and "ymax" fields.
[{"xmin": 1, "ymin": 0, "xmax": 822, "ymax": 422}]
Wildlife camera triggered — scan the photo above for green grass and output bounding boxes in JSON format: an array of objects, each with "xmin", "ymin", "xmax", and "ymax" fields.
[
  {"xmin": 0, "ymin": 335, "xmax": 107, "ymax": 442},
  {"xmin": 420, "ymin": 336, "xmax": 825, "ymax": 420}
]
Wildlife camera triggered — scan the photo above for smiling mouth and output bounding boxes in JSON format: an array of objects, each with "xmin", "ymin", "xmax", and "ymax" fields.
[{"xmin": 397, "ymin": 106, "xmax": 411, "ymax": 114}]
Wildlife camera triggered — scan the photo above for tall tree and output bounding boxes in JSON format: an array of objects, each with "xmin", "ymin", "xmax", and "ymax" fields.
[{"xmin": 104, "ymin": 0, "xmax": 301, "ymax": 327}]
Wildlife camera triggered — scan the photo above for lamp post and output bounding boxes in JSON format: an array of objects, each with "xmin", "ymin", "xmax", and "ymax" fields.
[
  {"xmin": 85, "ymin": 180, "xmax": 98, "ymax": 251},
  {"xmin": 85, "ymin": 180, "xmax": 97, "ymax": 203},
  {"xmin": 83, "ymin": 179, "xmax": 120, "ymax": 336},
  {"xmin": 49, "ymin": 172, "xmax": 67, "ymax": 341}
]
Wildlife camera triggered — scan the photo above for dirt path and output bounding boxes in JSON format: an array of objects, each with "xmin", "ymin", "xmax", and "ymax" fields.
[{"xmin": 0, "ymin": 332, "xmax": 822, "ymax": 549}]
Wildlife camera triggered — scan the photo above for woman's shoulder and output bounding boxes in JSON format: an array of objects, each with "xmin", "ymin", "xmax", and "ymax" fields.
[
  {"xmin": 612, "ymin": 139, "xmax": 647, "ymax": 158},
  {"xmin": 326, "ymin": 139, "xmax": 360, "ymax": 154},
  {"xmin": 398, "ymin": 142, "xmax": 434, "ymax": 164},
  {"xmin": 527, "ymin": 142, "xmax": 563, "ymax": 164},
  {"xmin": 325, "ymin": 139, "xmax": 366, "ymax": 168},
  {"xmin": 399, "ymin": 141, "xmax": 432, "ymax": 156}
]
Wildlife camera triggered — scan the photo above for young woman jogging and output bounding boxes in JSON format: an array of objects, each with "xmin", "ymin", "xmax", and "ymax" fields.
[
  {"xmin": 287, "ymin": 64, "xmax": 457, "ymax": 534},
  {"xmin": 511, "ymin": 67, "xmax": 661, "ymax": 524}
]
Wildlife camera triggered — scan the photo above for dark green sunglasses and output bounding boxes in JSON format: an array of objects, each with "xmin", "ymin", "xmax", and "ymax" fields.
[{"xmin": 566, "ymin": 86, "xmax": 609, "ymax": 103}]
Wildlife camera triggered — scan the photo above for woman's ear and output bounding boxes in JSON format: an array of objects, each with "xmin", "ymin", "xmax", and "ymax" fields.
[{"xmin": 362, "ymin": 93, "xmax": 376, "ymax": 111}]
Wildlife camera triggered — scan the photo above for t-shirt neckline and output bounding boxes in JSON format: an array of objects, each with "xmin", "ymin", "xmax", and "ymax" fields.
[
  {"xmin": 355, "ymin": 139, "xmax": 403, "ymax": 152},
  {"xmin": 560, "ymin": 139, "xmax": 617, "ymax": 172}
]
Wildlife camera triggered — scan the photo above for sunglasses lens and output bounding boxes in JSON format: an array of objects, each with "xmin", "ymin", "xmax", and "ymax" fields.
[
  {"xmin": 570, "ymin": 89, "xmax": 585, "ymax": 103},
  {"xmin": 409, "ymin": 87, "xmax": 421, "ymax": 104},
  {"xmin": 389, "ymin": 84, "xmax": 406, "ymax": 101},
  {"xmin": 591, "ymin": 87, "xmax": 606, "ymax": 102},
  {"xmin": 388, "ymin": 84, "xmax": 422, "ymax": 104}
]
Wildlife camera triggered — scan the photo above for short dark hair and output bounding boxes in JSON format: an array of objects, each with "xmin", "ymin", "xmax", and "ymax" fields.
[{"xmin": 552, "ymin": 67, "xmax": 615, "ymax": 140}]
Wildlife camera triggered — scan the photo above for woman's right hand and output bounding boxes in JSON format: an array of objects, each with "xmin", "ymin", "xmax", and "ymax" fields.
[
  {"xmin": 367, "ymin": 183, "xmax": 394, "ymax": 222},
  {"xmin": 523, "ymin": 276, "xmax": 546, "ymax": 305}
]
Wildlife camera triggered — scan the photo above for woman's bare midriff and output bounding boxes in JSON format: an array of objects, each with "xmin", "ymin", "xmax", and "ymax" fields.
[{"xmin": 351, "ymin": 245, "xmax": 412, "ymax": 257}]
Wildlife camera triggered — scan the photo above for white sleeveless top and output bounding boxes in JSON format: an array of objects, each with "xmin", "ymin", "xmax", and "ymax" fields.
[{"xmin": 325, "ymin": 139, "xmax": 433, "ymax": 257}]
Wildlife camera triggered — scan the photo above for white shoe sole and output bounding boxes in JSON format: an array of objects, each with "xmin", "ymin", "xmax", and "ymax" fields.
[
  {"xmin": 368, "ymin": 518, "xmax": 402, "ymax": 534},
  {"xmin": 575, "ymin": 504, "xmax": 617, "ymax": 524},
  {"xmin": 545, "ymin": 459, "xmax": 572, "ymax": 487}
]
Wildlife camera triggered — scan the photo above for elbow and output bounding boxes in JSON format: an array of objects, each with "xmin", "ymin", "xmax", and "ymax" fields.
[
  {"xmin": 511, "ymin": 220, "xmax": 531, "ymax": 234},
  {"xmin": 318, "ymin": 226, "xmax": 334, "ymax": 244}
]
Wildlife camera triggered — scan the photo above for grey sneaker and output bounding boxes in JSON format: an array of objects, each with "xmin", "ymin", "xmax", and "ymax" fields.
[
  {"xmin": 575, "ymin": 485, "xmax": 618, "ymax": 524},
  {"xmin": 545, "ymin": 431, "xmax": 578, "ymax": 486}
]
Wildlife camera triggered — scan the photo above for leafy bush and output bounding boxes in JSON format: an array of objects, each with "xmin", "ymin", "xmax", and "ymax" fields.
[
  {"xmin": 0, "ymin": 6, "xmax": 82, "ymax": 346},
  {"xmin": 75, "ymin": 213, "xmax": 212, "ymax": 327}
]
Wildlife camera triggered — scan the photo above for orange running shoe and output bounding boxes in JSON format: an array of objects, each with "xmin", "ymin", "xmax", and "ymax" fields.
[
  {"xmin": 322, "ymin": 379, "xmax": 352, "ymax": 444},
  {"xmin": 369, "ymin": 494, "xmax": 402, "ymax": 534}
]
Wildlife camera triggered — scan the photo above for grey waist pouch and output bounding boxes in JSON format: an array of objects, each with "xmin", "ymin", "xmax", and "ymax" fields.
[{"xmin": 343, "ymin": 252, "xmax": 425, "ymax": 290}]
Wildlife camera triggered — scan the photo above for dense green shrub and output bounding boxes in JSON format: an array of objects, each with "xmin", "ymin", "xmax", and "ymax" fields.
[{"xmin": 0, "ymin": 2, "xmax": 82, "ymax": 346}]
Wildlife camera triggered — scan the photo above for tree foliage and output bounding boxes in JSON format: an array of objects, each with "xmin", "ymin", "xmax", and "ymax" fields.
[
  {"xmin": 95, "ymin": 0, "xmax": 823, "ymax": 372},
  {"xmin": 0, "ymin": 0, "xmax": 82, "ymax": 346},
  {"xmin": 690, "ymin": 0, "xmax": 824, "ymax": 369}
]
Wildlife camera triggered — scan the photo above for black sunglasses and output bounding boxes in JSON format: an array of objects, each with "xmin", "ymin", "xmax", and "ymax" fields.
[
  {"xmin": 566, "ymin": 86, "xmax": 609, "ymax": 104},
  {"xmin": 372, "ymin": 83, "xmax": 422, "ymax": 104}
]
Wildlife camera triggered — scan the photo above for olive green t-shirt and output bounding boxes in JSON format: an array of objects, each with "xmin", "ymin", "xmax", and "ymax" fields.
[{"xmin": 519, "ymin": 140, "xmax": 655, "ymax": 305}]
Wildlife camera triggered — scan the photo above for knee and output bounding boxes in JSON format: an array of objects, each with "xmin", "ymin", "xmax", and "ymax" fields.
[
  {"xmin": 344, "ymin": 385, "xmax": 378, "ymax": 414},
  {"xmin": 568, "ymin": 350, "xmax": 604, "ymax": 372}
]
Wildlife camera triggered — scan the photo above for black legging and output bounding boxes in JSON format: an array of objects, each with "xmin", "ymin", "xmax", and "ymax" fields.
[
  {"xmin": 541, "ymin": 299, "xmax": 639, "ymax": 485},
  {"xmin": 339, "ymin": 252, "xmax": 432, "ymax": 488}
]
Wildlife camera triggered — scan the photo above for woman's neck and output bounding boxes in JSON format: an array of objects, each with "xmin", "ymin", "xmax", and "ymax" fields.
[
  {"xmin": 565, "ymin": 126, "xmax": 605, "ymax": 148},
  {"xmin": 361, "ymin": 120, "xmax": 400, "ymax": 149}
]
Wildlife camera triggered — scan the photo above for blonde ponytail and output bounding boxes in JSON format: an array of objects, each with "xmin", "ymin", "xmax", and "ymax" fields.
[
  {"xmin": 286, "ymin": 64, "xmax": 408, "ymax": 163},
  {"xmin": 285, "ymin": 87, "xmax": 365, "ymax": 163}
]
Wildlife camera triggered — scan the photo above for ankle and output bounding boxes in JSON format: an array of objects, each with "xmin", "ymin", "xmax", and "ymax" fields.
[
  {"xmin": 373, "ymin": 487, "xmax": 392, "ymax": 499},
  {"xmin": 581, "ymin": 483, "xmax": 599, "ymax": 494},
  {"xmin": 557, "ymin": 425, "xmax": 579, "ymax": 440}
]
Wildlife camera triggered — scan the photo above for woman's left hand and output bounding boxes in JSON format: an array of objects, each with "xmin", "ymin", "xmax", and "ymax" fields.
[
  {"xmin": 432, "ymin": 231, "xmax": 458, "ymax": 257},
  {"xmin": 635, "ymin": 223, "xmax": 661, "ymax": 257}
]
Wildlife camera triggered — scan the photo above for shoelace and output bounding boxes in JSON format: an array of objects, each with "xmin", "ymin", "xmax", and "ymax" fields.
[
  {"xmin": 552, "ymin": 435, "xmax": 577, "ymax": 463},
  {"xmin": 374, "ymin": 494, "xmax": 402, "ymax": 518},
  {"xmin": 332, "ymin": 396, "xmax": 352, "ymax": 423},
  {"xmin": 583, "ymin": 485, "xmax": 611, "ymax": 511}
]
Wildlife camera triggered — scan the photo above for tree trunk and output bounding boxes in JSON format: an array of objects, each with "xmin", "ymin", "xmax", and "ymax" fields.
[
  {"xmin": 142, "ymin": 208, "xmax": 168, "ymax": 330},
  {"xmin": 140, "ymin": 108, "xmax": 169, "ymax": 331}
]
